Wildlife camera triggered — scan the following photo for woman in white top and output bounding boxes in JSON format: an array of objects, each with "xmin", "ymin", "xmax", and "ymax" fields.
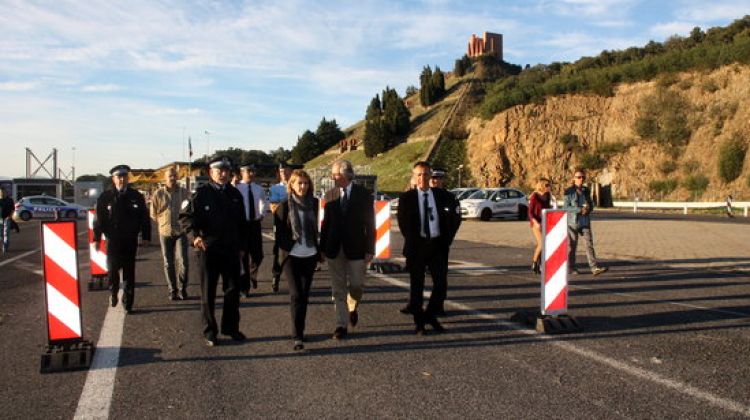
[{"xmin": 273, "ymin": 169, "xmax": 320, "ymax": 351}]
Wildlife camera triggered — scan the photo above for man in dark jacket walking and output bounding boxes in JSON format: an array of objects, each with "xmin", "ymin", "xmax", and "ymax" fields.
[
  {"xmin": 180, "ymin": 156, "xmax": 249, "ymax": 346},
  {"xmin": 94, "ymin": 165, "xmax": 151, "ymax": 313},
  {"xmin": 397, "ymin": 161, "xmax": 461, "ymax": 334}
]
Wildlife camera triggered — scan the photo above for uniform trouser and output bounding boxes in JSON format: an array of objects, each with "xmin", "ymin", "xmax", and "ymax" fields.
[
  {"xmin": 282, "ymin": 255, "xmax": 317, "ymax": 340},
  {"xmin": 159, "ymin": 234, "xmax": 189, "ymax": 294},
  {"xmin": 272, "ymin": 243, "xmax": 281, "ymax": 278},
  {"xmin": 196, "ymin": 249, "xmax": 241, "ymax": 338},
  {"xmin": 0, "ymin": 218, "xmax": 9, "ymax": 252},
  {"xmin": 240, "ymin": 220, "xmax": 264, "ymax": 291},
  {"xmin": 328, "ymin": 252, "xmax": 366, "ymax": 329},
  {"xmin": 406, "ymin": 239, "xmax": 448, "ymax": 327},
  {"xmin": 108, "ymin": 250, "xmax": 137, "ymax": 309},
  {"xmin": 567, "ymin": 225, "xmax": 599, "ymax": 270}
]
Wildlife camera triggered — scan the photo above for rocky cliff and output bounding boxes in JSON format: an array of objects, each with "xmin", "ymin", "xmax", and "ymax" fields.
[{"xmin": 466, "ymin": 64, "xmax": 750, "ymax": 201}]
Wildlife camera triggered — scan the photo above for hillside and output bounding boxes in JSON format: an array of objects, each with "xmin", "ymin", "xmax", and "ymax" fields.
[{"xmin": 466, "ymin": 64, "xmax": 750, "ymax": 201}]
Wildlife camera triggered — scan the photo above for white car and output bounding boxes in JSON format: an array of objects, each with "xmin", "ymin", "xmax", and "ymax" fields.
[
  {"xmin": 450, "ymin": 188, "xmax": 480, "ymax": 201},
  {"xmin": 460, "ymin": 188, "xmax": 528, "ymax": 221},
  {"xmin": 14, "ymin": 195, "xmax": 88, "ymax": 221}
]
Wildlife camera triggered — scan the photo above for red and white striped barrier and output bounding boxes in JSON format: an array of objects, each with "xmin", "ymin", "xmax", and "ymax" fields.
[
  {"xmin": 540, "ymin": 209, "xmax": 569, "ymax": 316},
  {"xmin": 374, "ymin": 200, "xmax": 391, "ymax": 259},
  {"xmin": 41, "ymin": 221, "xmax": 83, "ymax": 343},
  {"xmin": 87, "ymin": 210, "xmax": 107, "ymax": 276}
]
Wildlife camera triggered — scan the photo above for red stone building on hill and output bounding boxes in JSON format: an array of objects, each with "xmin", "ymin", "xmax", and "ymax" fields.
[{"xmin": 467, "ymin": 32, "xmax": 503, "ymax": 60}]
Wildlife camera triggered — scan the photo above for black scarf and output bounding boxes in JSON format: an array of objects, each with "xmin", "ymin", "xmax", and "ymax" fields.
[{"xmin": 288, "ymin": 193, "xmax": 317, "ymax": 247}]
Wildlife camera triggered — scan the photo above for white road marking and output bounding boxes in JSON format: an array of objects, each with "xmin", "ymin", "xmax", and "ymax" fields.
[
  {"xmin": 372, "ymin": 272, "xmax": 750, "ymax": 417},
  {"xmin": 0, "ymin": 228, "xmax": 87, "ymax": 268},
  {"xmin": 73, "ymin": 295, "xmax": 126, "ymax": 419}
]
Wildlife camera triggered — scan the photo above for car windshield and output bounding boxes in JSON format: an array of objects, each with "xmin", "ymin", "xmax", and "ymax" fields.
[
  {"xmin": 467, "ymin": 190, "xmax": 489, "ymax": 200},
  {"xmin": 457, "ymin": 189, "xmax": 477, "ymax": 200}
]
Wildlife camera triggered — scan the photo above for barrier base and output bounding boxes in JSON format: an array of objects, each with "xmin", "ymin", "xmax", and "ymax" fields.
[
  {"xmin": 510, "ymin": 310, "xmax": 583, "ymax": 334},
  {"xmin": 40, "ymin": 341, "xmax": 94, "ymax": 373},
  {"xmin": 369, "ymin": 261, "xmax": 403, "ymax": 274},
  {"xmin": 88, "ymin": 275, "xmax": 109, "ymax": 291}
]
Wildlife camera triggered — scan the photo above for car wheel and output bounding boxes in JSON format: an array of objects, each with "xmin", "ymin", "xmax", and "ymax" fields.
[
  {"xmin": 19, "ymin": 211, "xmax": 31, "ymax": 221},
  {"xmin": 480, "ymin": 208, "xmax": 492, "ymax": 221},
  {"xmin": 66, "ymin": 210, "xmax": 77, "ymax": 219},
  {"xmin": 517, "ymin": 205, "xmax": 528, "ymax": 221}
]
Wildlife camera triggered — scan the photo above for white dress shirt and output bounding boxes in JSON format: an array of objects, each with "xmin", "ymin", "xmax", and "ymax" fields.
[{"xmin": 237, "ymin": 182, "xmax": 266, "ymax": 221}]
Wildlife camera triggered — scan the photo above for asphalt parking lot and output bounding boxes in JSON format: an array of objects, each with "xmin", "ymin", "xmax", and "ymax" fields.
[{"xmin": 0, "ymin": 211, "xmax": 748, "ymax": 419}]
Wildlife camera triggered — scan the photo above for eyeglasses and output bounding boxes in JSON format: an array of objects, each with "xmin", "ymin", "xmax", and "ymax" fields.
[{"xmin": 574, "ymin": 175, "xmax": 586, "ymax": 180}]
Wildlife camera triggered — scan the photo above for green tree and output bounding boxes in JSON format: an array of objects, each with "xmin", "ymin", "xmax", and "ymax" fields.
[
  {"xmin": 432, "ymin": 66, "xmax": 446, "ymax": 98},
  {"xmin": 315, "ymin": 117, "xmax": 345, "ymax": 152},
  {"xmin": 291, "ymin": 130, "xmax": 318, "ymax": 164},
  {"xmin": 381, "ymin": 86, "xmax": 411, "ymax": 148},
  {"xmin": 364, "ymin": 95, "xmax": 386, "ymax": 157},
  {"xmin": 268, "ymin": 147, "xmax": 292, "ymax": 164},
  {"xmin": 420, "ymin": 66, "xmax": 435, "ymax": 106}
]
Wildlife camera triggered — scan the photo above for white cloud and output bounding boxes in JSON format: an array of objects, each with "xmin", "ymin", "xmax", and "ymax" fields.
[
  {"xmin": 674, "ymin": 1, "xmax": 750, "ymax": 22},
  {"xmin": 650, "ymin": 21, "xmax": 697, "ymax": 38},
  {"xmin": 542, "ymin": 0, "xmax": 640, "ymax": 17},
  {"xmin": 0, "ymin": 81, "xmax": 39, "ymax": 91},
  {"xmin": 82, "ymin": 84, "xmax": 122, "ymax": 93}
]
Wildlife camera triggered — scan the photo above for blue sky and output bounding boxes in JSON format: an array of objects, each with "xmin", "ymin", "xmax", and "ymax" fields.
[{"xmin": 1, "ymin": 0, "xmax": 748, "ymax": 177}]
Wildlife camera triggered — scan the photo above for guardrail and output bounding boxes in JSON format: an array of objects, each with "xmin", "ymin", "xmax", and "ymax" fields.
[{"xmin": 613, "ymin": 201, "xmax": 750, "ymax": 217}]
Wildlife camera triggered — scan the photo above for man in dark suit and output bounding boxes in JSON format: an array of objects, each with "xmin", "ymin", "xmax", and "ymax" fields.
[
  {"xmin": 180, "ymin": 156, "xmax": 249, "ymax": 346},
  {"xmin": 94, "ymin": 164, "xmax": 151, "ymax": 314},
  {"xmin": 320, "ymin": 160, "xmax": 375, "ymax": 339},
  {"xmin": 397, "ymin": 161, "xmax": 461, "ymax": 334}
]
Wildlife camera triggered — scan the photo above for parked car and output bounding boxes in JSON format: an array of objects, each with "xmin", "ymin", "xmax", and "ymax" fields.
[
  {"xmin": 14, "ymin": 195, "xmax": 88, "ymax": 221},
  {"xmin": 450, "ymin": 187, "xmax": 480, "ymax": 201},
  {"xmin": 460, "ymin": 188, "xmax": 528, "ymax": 221}
]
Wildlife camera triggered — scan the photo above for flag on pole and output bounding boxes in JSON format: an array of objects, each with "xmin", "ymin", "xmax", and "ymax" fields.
[{"xmin": 188, "ymin": 136, "xmax": 193, "ymax": 158}]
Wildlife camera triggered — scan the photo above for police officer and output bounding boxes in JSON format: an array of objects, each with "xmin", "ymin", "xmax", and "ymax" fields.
[
  {"xmin": 180, "ymin": 156, "xmax": 249, "ymax": 346},
  {"xmin": 94, "ymin": 165, "xmax": 151, "ymax": 314}
]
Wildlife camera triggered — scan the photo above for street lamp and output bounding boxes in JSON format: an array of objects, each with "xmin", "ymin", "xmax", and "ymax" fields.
[{"xmin": 457, "ymin": 164, "xmax": 464, "ymax": 188}]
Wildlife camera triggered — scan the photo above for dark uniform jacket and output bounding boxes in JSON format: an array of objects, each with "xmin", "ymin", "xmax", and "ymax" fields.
[
  {"xmin": 0, "ymin": 197, "xmax": 14, "ymax": 219},
  {"xmin": 94, "ymin": 187, "xmax": 151, "ymax": 253},
  {"xmin": 179, "ymin": 183, "xmax": 248, "ymax": 254},
  {"xmin": 319, "ymin": 184, "xmax": 375, "ymax": 260},
  {"xmin": 397, "ymin": 187, "xmax": 462, "ymax": 259}
]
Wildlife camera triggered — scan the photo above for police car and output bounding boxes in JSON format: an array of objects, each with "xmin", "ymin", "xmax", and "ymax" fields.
[{"xmin": 14, "ymin": 195, "xmax": 87, "ymax": 221}]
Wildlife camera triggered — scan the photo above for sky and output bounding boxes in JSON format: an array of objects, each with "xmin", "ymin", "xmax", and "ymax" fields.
[{"xmin": 1, "ymin": 0, "xmax": 749, "ymax": 178}]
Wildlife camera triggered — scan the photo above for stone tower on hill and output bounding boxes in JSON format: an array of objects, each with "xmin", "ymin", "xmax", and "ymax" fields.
[{"xmin": 467, "ymin": 32, "xmax": 503, "ymax": 60}]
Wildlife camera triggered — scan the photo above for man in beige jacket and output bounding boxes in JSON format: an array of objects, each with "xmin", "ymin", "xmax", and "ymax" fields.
[{"xmin": 151, "ymin": 168, "xmax": 191, "ymax": 300}]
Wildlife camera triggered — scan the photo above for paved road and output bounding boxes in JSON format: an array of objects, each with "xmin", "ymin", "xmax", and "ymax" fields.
[{"xmin": 0, "ymin": 214, "xmax": 748, "ymax": 419}]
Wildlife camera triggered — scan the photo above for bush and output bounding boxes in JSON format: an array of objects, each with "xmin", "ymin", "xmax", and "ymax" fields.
[
  {"xmin": 683, "ymin": 160, "xmax": 700, "ymax": 174},
  {"xmin": 559, "ymin": 133, "xmax": 580, "ymax": 152},
  {"xmin": 718, "ymin": 134, "xmax": 747, "ymax": 182},
  {"xmin": 634, "ymin": 89, "xmax": 692, "ymax": 148},
  {"xmin": 702, "ymin": 80, "xmax": 720, "ymax": 92},
  {"xmin": 597, "ymin": 141, "xmax": 628, "ymax": 156},
  {"xmin": 683, "ymin": 174, "xmax": 709, "ymax": 197},
  {"xmin": 648, "ymin": 178, "xmax": 678, "ymax": 195},
  {"xmin": 659, "ymin": 160, "xmax": 677, "ymax": 174},
  {"xmin": 580, "ymin": 152, "xmax": 606, "ymax": 170}
]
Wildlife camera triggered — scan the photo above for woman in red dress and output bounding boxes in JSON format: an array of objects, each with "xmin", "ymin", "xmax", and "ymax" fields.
[{"xmin": 528, "ymin": 178, "xmax": 552, "ymax": 274}]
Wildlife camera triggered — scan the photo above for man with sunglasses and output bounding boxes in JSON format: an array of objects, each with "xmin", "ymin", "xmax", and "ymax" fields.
[
  {"xmin": 397, "ymin": 161, "xmax": 461, "ymax": 335},
  {"xmin": 564, "ymin": 169, "xmax": 608, "ymax": 276}
]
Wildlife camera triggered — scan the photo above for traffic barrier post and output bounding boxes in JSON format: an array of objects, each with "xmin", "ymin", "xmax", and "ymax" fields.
[
  {"xmin": 40, "ymin": 220, "xmax": 94, "ymax": 373},
  {"xmin": 87, "ymin": 210, "xmax": 109, "ymax": 290},
  {"xmin": 511, "ymin": 209, "xmax": 582, "ymax": 334},
  {"xmin": 369, "ymin": 200, "xmax": 401, "ymax": 273}
]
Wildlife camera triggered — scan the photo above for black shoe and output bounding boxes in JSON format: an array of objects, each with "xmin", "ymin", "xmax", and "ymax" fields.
[
  {"xmin": 428, "ymin": 318, "xmax": 445, "ymax": 333},
  {"xmin": 531, "ymin": 261, "xmax": 541, "ymax": 274},
  {"xmin": 206, "ymin": 335, "xmax": 218, "ymax": 347},
  {"xmin": 293, "ymin": 340, "xmax": 305, "ymax": 351},
  {"xmin": 179, "ymin": 290, "xmax": 188, "ymax": 300},
  {"xmin": 223, "ymin": 331, "xmax": 246, "ymax": 342},
  {"xmin": 399, "ymin": 305, "xmax": 415, "ymax": 315},
  {"xmin": 251, "ymin": 278, "xmax": 258, "ymax": 289},
  {"xmin": 349, "ymin": 310, "xmax": 359, "ymax": 327},
  {"xmin": 110, "ymin": 295, "xmax": 118, "ymax": 307},
  {"xmin": 332, "ymin": 327, "xmax": 347, "ymax": 339},
  {"xmin": 272, "ymin": 276, "xmax": 280, "ymax": 293},
  {"xmin": 125, "ymin": 307, "xmax": 133, "ymax": 314},
  {"xmin": 415, "ymin": 325, "xmax": 425, "ymax": 335},
  {"xmin": 169, "ymin": 291, "xmax": 178, "ymax": 301}
]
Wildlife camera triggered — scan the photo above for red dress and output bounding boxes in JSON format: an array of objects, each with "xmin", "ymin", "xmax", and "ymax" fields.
[{"xmin": 528, "ymin": 192, "xmax": 551, "ymax": 227}]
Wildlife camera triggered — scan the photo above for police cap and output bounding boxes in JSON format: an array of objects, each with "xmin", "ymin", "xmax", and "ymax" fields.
[
  {"xmin": 109, "ymin": 164, "xmax": 131, "ymax": 176},
  {"xmin": 208, "ymin": 156, "xmax": 233, "ymax": 170}
]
